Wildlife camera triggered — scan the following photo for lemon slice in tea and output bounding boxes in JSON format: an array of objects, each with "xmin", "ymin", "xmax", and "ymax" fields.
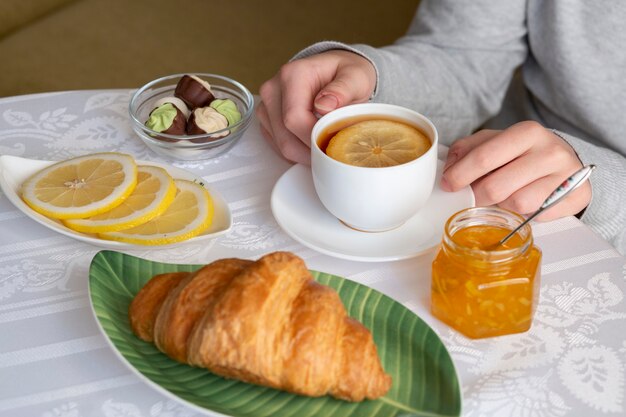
[{"xmin": 326, "ymin": 120, "xmax": 430, "ymax": 167}]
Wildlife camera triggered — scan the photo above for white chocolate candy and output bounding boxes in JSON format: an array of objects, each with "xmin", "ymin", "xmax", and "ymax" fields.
[
  {"xmin": 192, "ymin": 107, "xmax": 228, "ymax": 137},
  {"xmin": 154, "ymin": 96, "xmax": 191, "ymax": 119}
]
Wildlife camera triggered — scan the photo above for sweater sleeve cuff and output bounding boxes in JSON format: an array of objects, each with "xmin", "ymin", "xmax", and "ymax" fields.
[{"xmin": 552, "ymin": 129, "xmax": 626, "ymax": 251}]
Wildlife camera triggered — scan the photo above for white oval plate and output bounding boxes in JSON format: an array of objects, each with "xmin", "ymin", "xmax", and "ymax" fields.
[
  {"xmin": 0, "ymin": 155, "xmax": 232, "ymax": 249},
  {"xmin": 271, "ymin": 161, "xmax": 475, "ymax": 262}
]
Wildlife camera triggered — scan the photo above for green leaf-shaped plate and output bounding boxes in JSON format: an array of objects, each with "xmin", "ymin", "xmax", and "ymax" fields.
[{"xmin": 89, "ymin": 250, "xmax": 461, "ymax": 417}]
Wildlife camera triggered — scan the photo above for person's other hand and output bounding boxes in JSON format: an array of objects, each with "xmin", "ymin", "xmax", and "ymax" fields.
[
  {"xmin": 441, "ymin": 121, "xmax": 591, "ymax": 221},
  {"xmin": 256, "ymin": 50, "xmax": 376, "ymax": 164}
]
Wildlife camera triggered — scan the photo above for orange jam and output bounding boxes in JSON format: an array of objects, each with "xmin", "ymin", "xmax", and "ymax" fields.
[{"xmin": 431, "ymin": 207, "xmax": 541, "ymax": 338}]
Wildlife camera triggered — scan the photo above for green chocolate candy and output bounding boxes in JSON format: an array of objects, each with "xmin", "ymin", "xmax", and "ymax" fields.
[
  {"xmin": 209, "ymin": 99, "xmax": 241, "ymax": 126},
  {"xmin": 145, "ymin": 103, "xmax": 178, "ymax": 132}
]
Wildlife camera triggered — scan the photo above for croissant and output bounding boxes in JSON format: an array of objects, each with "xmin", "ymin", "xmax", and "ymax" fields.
[{"xmin": 129, "ymin": 251, "xmax": 391, "ymax": 402}]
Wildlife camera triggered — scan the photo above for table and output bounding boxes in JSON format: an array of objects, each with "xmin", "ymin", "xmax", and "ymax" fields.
[{"xmin": 0, "ymin": 90, "xmax": 625, "ymax": 417}]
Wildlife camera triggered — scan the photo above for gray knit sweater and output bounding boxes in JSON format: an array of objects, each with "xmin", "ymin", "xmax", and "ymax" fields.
[{"xmin": 295, "ymin": 0, "xmax": 626, "ymax": 254}]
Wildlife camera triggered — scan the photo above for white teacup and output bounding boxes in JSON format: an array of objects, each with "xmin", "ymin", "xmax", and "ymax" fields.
[{"xmin": 311, "ymin": 103, "xmax": 438, "ymax": 232}]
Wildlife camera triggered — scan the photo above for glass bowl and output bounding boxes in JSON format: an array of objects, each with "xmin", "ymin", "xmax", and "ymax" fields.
[{"xmin": 129, "ymin": 73, "xmax": 254, "ymax": 161}]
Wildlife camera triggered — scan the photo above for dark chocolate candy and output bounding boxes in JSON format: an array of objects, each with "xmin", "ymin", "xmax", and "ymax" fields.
[
  {"xmin": 174, "ymin": 75, "xmax": 216, "ymax": 109},
  {"xmin": 161, "ymin": 107, "xmax": 186, "ymax": 136}
]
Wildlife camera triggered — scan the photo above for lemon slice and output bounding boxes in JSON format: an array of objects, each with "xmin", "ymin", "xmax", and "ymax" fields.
[
  {"xmin": 99, "ymin": 179, "xmax": 213, "ymax": 245},
  {"xmin": 21, "ymin": 153, "xmax": 137, "ymax": 219},
  {"xmin": 326, "ymin": 120, "xmax": 431, "ymax": 167},
  {"xmin": 63, "ymin": 165, "xmax": 176, "ymax": 233}
]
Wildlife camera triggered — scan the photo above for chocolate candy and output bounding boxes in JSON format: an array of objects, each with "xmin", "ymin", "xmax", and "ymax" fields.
[
  {"xmin": 174, "ymin": 75, "xmax": 215, "ymax": 109},
  {"xmin": 154, "ymin": 96, "xmax": 191, "ymax": 119},
  {"xmin": 187, "ymin": 107, "xmax": 229, "ymax": 138},
  {"xmin": 145, "ymin": 103, "xmax": 187, "ymax": 137},
  {"xmin": 143, "ymin": 75, "xmax": 240, "ymax": 143},
  {"xmin": 210, "ymin": 98, "xmax": 241, "ymax": 126}
]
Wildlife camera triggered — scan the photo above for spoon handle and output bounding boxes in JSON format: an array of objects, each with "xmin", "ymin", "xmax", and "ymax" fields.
[
  {"xmin": 541, "ymin": 164, "xmax": 595, "ymax": 211},
  {"xmin": 497, "ymin": 164, "xmax": 596, "ymax": 247}
]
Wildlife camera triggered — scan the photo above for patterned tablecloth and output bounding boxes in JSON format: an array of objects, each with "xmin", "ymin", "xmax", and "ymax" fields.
[{"xmin": 0, "ymin": 90, "xmax": 625, "ymax": 417}]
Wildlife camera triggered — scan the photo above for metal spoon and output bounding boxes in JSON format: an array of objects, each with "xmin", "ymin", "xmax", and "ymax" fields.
[{"xmin": 495, "ymin": 164, "xmax": 596, "ymax": 248}]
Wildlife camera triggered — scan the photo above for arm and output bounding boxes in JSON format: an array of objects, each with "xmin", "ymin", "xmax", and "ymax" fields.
[{"xmin": 295, "ymin": 0, "xmax": 529, "ymax": 145}]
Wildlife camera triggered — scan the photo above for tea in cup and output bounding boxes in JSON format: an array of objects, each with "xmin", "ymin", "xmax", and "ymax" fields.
[{"xmin": 311, "ymin": 103, "xmax": 438, "ymax": 232}]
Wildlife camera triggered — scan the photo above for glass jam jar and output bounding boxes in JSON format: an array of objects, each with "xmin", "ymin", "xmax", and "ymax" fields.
[{"xmin": 431, "ymin": 207, "xmax": 542, "ymax": 338}]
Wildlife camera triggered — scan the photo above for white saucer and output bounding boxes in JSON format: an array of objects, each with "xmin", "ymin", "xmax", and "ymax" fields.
[
  {"xmin": 0, "ymin": 155, "xmax": 232, "ymax": 250},
  {"xmin": 271, "ymin": 161, "xmax": 474, "ymax": 262}
]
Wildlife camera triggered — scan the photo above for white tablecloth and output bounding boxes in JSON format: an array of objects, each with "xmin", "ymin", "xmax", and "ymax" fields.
[{"xmin": 0, "ymin": 90, "xmax": 625, "ymax": 417}]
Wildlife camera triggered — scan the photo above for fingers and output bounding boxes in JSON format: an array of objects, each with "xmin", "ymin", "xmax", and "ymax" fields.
[
  {"xmin": 443, "ymin": 122, "xmax": 544, "ymax": 191},
  {"xmin": 257, "ymin": 50, "xmax": 376, "ymax": 165},
  {"xmin": 498, "ymin": 174, "xmax": 592, "ymax": 221},
  {"xmin": 312, "ymin": 53, "xmax": 376, "ymax": 115},
  {"xmin": 442, "ymin": 121, "xmax": 591, "ymax": 220},
  {"xmin": 312, "ymin": 72, "xmax": 370, "ymax": 115},
  {"xmin": 443, "ymin": 129, "xmax": 499, "ymax": 173},
  {"xmin": 257, "ymin": 103, "xmax": 281, "ymax": 154},
  {"xmin": 469, "ymin": 151, "xmax": 555, "ymax": 206},
  {"xmin": 278, "ymin": 63, "xmax": 322, "ymax": 143},
  {"xmin": 260, "ymin": 123, "xmax": 310, "ymax": 165},
  {"xmin": 256, "ymin": 101, "xmax": 273, "ymax": 141},
  {"xmin": 258, "ymin": 76, "xmax": 312, "ymax": 164}
]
